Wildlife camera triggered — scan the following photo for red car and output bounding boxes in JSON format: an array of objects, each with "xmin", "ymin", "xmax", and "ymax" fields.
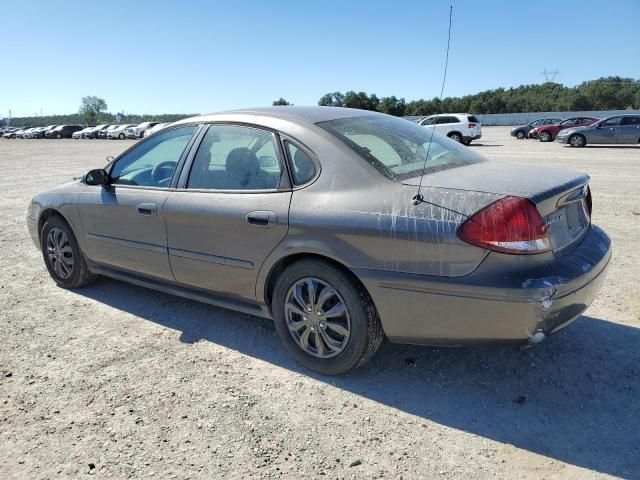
[{"xmin": 532, "ymin": 117, "xmax": 598, "ymax": 142}]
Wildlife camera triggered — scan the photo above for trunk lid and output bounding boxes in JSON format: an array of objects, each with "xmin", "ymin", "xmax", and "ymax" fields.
[{"xmin": 403, "ymin": 162, "xmax": 591, "ymax": 252}]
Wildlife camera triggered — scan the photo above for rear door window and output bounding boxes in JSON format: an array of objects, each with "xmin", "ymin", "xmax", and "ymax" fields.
[
  {"xmin": 187, "ymin": 125, "xmax": 284, "ymax": 191},
  {"xmin": 621, "ymin": 116, "xmax": 640, "ymax": 126}
]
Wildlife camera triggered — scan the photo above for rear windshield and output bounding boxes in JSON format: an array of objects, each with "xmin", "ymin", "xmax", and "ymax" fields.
[
  {"xmin": 467, "ymin": 115, "xmax": 479, "ymax": 123},
  {"xmin": 317, "ymin": 115, "xmax": 486, "ymax": 181}
]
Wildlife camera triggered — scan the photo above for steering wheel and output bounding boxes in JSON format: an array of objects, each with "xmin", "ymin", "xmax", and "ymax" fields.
[{"xmin": 151, "ymin": 161, "xmax": 177, "ymax": 184}]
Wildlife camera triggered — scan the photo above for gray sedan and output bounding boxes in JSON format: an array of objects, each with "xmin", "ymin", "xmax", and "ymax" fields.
[
  {"xmin": 510, "ymin": 117, "xmax": 564, "ymax": 139},
  {"xmin": 556, "ymin": 114, "xmax": 640, "ymax": 147},
  {"xmin": 27, "ymin": 107, "xmax": 611, "ymax": 375}
]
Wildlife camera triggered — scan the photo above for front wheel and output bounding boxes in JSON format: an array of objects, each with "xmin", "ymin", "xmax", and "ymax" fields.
[
  {"xmin": 272, "ymin": 260, "xmax": 383, "ymax": 375},
  {"xmin": 515, "ymin": 130, "xmax": 526, "ymax": 139},
  {"xmin": 538, "ymin": 131, "xmax": 552, "ymax": 142},
  {"xmin": 569, "ymin": 134, "xmax": 586, "ymax": 147},
  {"xmin": 41, "ymin": 216, "xmax": 97, "ymax": 289},
  {"xmin": 119, "ymin": 133, "xmax": 125, "ymax": 140},
  {"xmin": 56, "ymin": 133, "xmax": 62, "ymax": 139}
]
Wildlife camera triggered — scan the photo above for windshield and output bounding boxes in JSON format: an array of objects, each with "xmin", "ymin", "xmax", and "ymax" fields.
[{"xmin": 317, "ymin": 115, "xmax": 486, "ymax": 181}]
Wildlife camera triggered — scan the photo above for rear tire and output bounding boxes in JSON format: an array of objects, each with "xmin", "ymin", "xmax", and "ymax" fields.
[
  {"xmin": 569, "ymin": 134, "xmax": 586, "ymax": 147},
  {"xmin": 119, "ymin": 133, "xmax": 125, "ymax": 140},
  {"xmin": 272, "ymin": 260, "xmax": 383, "ymax": 375},
  {"xmin": 539, "ymin": 131, "xmax": 552, "ymax": 142},
  {"xmin": 448, "ymin": 132, "xmax": 463, "ymax": 143},
  {"xmin": 41, "ymin": 216, "xmax": 97, "ymax": 289},
  {"xmin": 56, "ymin": 133, "xmax": 62, "ymax": 139}
]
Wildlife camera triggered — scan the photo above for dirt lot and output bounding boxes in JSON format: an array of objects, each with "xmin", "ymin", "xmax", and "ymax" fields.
[{"xmin": 1, "ymin": 127, "xmax": 639, "ymax": 479}]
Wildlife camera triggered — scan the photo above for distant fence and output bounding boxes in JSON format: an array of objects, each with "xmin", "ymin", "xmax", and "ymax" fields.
[
  {"xmin": 404, "ymin": 110, "xmax": 640, "ymax": 126},
  {"xmin": 476, "ymin": 110, "xmax": 640, "ymax": 126}
]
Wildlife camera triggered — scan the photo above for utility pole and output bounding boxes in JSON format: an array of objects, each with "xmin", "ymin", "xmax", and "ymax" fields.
[{"xmin": 541, "ymin": 69, "xmax": 560, "ymax": 83}]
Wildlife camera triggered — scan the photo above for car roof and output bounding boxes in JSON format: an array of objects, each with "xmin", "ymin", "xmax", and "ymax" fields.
[{"xmin": 176, "ymin": 106, "xmax": 381, "ymax": 127}]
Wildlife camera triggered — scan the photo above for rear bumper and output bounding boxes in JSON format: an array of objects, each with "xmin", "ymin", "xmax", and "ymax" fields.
[
  {"xmin": 355, "ymin": 225, "xmax": 611, "ymax": 345},
  {"xmin": 464, "ymin": 133, "xmax": 482, "ymax": 142}
]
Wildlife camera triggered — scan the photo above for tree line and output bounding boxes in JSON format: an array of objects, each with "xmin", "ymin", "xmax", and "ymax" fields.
[
  {"xmin": 316, "ymin": 77, "xmax": 640, "ymax": 117},
  {"xmin": 5, "ymin": 77, "xmax": 639, "ymax": 127}
]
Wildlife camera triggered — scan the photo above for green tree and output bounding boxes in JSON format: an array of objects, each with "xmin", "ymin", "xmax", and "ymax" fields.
[
  {"xmin": 272, "ymin": 98, "xmax": 291, "ymax": 106},
  {"xmin": 318, "ymin": 92, "xmax": 345, "ymax": 107},
  {"xmin": 79, "ymin": 96, "xmax": 107, "ymax": 125}
]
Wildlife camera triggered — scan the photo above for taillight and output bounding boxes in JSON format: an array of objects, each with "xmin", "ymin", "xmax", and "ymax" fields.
[
  {"xmin": 468, "ymin": 122, "xmax": 477, "ymax": 128},
  {"xmin": 457, "ymin": 197, "xmax": 551, "ymax": 254},
  {"xmin": 585, "ymin": 186, "xmax": 592, "ymax": 217}
]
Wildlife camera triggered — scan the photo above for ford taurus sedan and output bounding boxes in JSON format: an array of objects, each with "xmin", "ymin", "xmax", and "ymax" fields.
[
  {"xmin": 27, "ymin": 107, "xmax": 611, "ymax": 375},
  {"xmin": 556, "ymin": 114, "xmax": 640, "ymax": 147}
]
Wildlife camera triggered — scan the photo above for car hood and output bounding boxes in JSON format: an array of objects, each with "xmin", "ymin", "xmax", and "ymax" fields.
[
  {"xmin": 556, "ymin": 125, "xmax": 592, "ymax": 135},
  {"xmin": 402, "ymin": 161, "xmax": 589, "ymax": 204}
]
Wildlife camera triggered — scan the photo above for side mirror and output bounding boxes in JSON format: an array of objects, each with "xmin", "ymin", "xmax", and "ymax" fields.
[{"xmin": 84, "ymin": 168, "xmax": 109, "ymax": 186}]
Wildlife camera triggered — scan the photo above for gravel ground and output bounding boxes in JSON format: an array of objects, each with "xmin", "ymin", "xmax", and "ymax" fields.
[{"xmin": 1, "ymin": 128, "xmax": 639, "ymax": 479}]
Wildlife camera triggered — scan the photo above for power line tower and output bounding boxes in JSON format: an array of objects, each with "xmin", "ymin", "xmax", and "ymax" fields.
[{"xmin": 541, "ymin": 68, "xmax": 560, "ymax": 83}]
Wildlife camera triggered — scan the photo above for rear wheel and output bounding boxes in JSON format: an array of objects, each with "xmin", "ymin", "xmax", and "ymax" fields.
[
  {"xmin": 119, "ymin": 133, "xmax": 125, "ymax": 140},
  {"xmin": 272, "ymin": 260, "xmax": 383, "ymax": 375},
  {"xmin": 56, "ymin": 133, "xmax": 62, "ymax": 139},
  {"xmin": 41, "ymin": 216, "xmax": 97, "ymax": 289},
  {"xmin": 538, "ymin": 131, "xmax": 552, "ymax": 142},
  {"xmin": 448, "ymin": 132, "xmax": 463, "ymax": 143},
  {"xmin": 515, "ymin": 130, "xmax": 526, "ymax": 139},
  {"xmin": 569, "ymin": 134, "xmax": 586, "ymax": 147}
]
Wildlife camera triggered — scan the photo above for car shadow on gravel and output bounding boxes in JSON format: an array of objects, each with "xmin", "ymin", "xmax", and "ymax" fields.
[{"xmin": 77, "ymin": 278, "xmax": 640, "ymax": 479}]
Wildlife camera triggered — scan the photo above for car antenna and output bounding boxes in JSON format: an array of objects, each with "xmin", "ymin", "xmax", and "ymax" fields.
[{"xmin": 412, "ymin": 3, "xmax": 453, "ymax": 206}]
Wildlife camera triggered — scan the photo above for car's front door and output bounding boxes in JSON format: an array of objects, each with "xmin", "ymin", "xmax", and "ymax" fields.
[
  {"xmin": 618, "ymin": 116, "xmax": 640, "ymax": 144},
  {"xmin": 590, "ymin": 117, "xmax": 620, "ymax": 144},
  {"xmin": 163, "ymin": 124, "xmax": 292, "ymax": 302},
  {"xmin": 76, "ymin": 125, "xmax": 199, "ymax": 280}
]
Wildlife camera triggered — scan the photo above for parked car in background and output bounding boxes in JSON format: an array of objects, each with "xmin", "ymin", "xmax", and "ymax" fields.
[
  {"xmin": 107, "ymin": 124, "xmax": 135, "ymax": 140},
  {"xmin": 27, "ymin": 106, "xmax": 610, "ymax": 375},
  {"xmin": 3, "ymin": 127, "xmax": 28, "ymax": 139},
  {"xmin": 46, "ymin": 125, "xmax": 84, "ymax": 139},
  {"xmin": 510, "ymin": 118, "xmax": 564, "ymax": 139},
  {"xmin": 85, "ymin": 125, "xmax": 110, "ymax": 139},
  {"xmin": 143, "ymin": 122, "xmax": 170, "ymax": 136},
  {"xmin": 417, "ymin": 113, "xmax": 482, "ymax": 145},
  {"xmin": 73, "ymin": 126, "xmax": 95, "ymax": 139},
  {"xmin": 99, "ymin": 125, "xmax": 120, "ymax": 139},
  {"xmin": 128, "ymin": 121, "xmax": 159, "ymax": 139},
  {"xmin": 32, "ymin": 126, "xmax": 59, "ymax": 139},
  {"xmin": 17, "ymin": 128, "xmax": 37, "ymax": 139},
  {"xmin": 557, "ymin": 114, "xmax": 640, "ymax": 147},
  {"xmin": 531, "ymin": 117, "xmax": 598, "ymax": 142}
]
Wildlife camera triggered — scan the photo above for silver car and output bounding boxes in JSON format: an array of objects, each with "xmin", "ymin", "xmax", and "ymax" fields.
[
  {"xmin": 556, "ymin": 114, "xmax": 640, "ymax": 147},
  {"xmin": 27, "ymin": 107, "xmax": 611, "ymax": 374}
]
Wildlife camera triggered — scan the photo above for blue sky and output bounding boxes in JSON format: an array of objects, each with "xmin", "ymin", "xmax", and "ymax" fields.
[{"xmin": 2, "ymin": 0, "xmax": 638, "ymax": 116}]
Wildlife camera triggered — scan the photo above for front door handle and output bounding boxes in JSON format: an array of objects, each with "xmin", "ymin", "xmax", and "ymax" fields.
[
  {"xmin": 137, "ymin": 203, "xmax": 157, "ymax": 216},
  {"xmin": 246, "ymin": 211, "xmax": 277, "ymax": 227}
]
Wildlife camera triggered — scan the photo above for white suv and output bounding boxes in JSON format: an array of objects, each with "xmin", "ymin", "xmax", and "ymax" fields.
[{"xmin": 417, "ymin": 113, "xmax": 482, "ymax": 145}]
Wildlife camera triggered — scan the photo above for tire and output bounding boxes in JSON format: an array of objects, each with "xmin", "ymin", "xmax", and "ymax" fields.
[
  {"xmin": 569, "ymin": 134, "xmax": 586, "ymax": 148},
  {"xmin": 56, "ymin": 133, "xmax": 62, "ymax": 139},
  {"xmin": 41, "ymin": 215, "xmax": 97, "ymax": 289},
  {"xmin": 515, "ymin": 130, "xmax": 526, "ymax": 139},
  {"xmin": 448, "ymin": 132, "xmax": 463, "ymax": 143},
  {"xmin": 119, "ymin": 133, "xmax": 125, "ymax": 140},
  {"xmin": 538, "ymin": 131, "xmax": 552, "ymax": 142},
  {"xmin": 462, "ymin": 138, "xmax": 472, "ymax": 146},
  {"xmin": 272, "ymin": 259, "xmax": 383, "ymax": 375}
]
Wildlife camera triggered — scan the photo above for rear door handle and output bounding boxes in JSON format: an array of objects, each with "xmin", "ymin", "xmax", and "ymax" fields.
[
  {"xmin": 246, "ymin": 211, "xmax": 277, "ymax": 227},
  {"xmin": 137, "ymin": 203, "xmax": 157, "ymax": 216}
]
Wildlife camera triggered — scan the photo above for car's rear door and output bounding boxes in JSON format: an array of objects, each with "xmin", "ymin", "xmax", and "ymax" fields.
[
  {"xmin": 76, "ymin": 125, "xmax": 200, "ymax": 281},
  {"xmin": 618, "ymin": 116, "xmax": 640, "ymax": 144},
  {"xmin": 163, "ymin": 124, "xmax": 291, "ymax": 302}
]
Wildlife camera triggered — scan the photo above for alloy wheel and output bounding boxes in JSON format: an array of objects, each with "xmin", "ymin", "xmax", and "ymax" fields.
[
  {"xmin": 46, "ymin": 227, "xmax": 74, "ymax": 279},
  {"xmin": 284, "ymin": 277, "xmax": 351, "ymax": 358},
  {"xmin": 570, "ymin": 135, "xmax": 585, "ymax": 147},
  {"xmin": 540, "ymin": 132, "xmax": 551, "ymax": 142}
]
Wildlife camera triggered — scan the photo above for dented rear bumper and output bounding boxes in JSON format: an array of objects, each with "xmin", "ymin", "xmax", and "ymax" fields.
[{"xmin": 354, "ymin": 224, "xmax": 611, "ymax": 344}]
